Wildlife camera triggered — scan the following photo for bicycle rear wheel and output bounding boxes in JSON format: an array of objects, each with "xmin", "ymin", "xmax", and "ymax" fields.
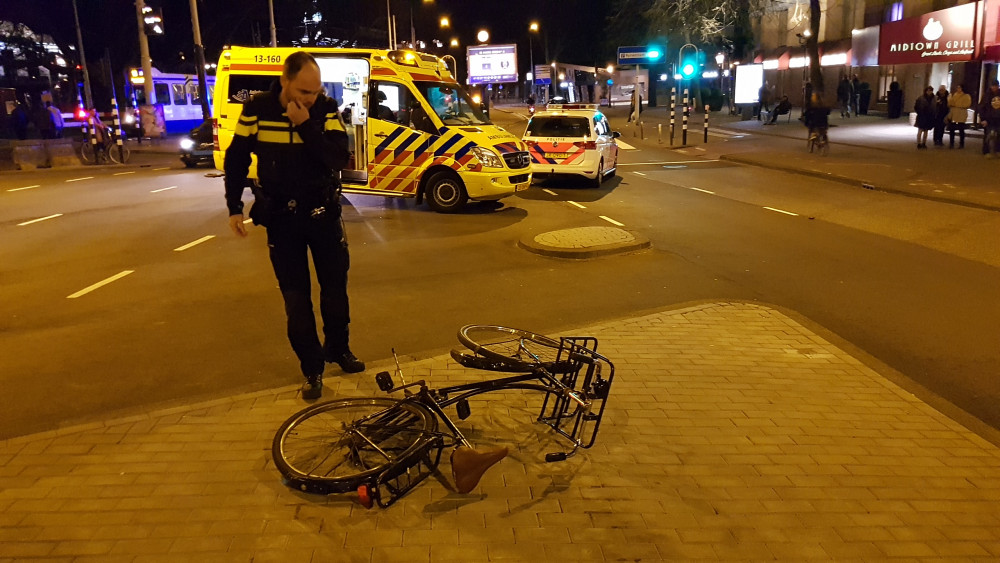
[
  {"xmin": 458, "ymin": 325, "xmax": 566, "ymax": 371},
  {"xmin": 273, "ymin": 397, "xmax": 437, "ymax": 494},
  {"xmin": 79, "ymin": 142, "xmax": 97, "ymax": 164},
  {"xmin": 108, "ymin": 144, "xmax": 130, "ymax": 164}
]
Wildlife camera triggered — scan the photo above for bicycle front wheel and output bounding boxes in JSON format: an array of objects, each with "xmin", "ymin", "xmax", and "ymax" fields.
[
  {"xmin": 273, "ymin": 397, "xmax": 437, "ymax": 494},
  {"xmin": 108, "ymin": 144, "xmax": 130, "ymax": 164},
  {"xmin": 458, "ymin": 325, "xmax": 565, "ymax": 371}
]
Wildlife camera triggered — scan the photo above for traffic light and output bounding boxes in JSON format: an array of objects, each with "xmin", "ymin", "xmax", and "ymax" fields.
[
  {"xmin": 645, "ymin": 46, "xmax": 664, "ymax": 63},
  {"xmin": 143, "ymin": 5, "xmax": 164, "ymax": 35},
  {"xmin": 677, "ymin": 44, "xmax": 701, "ymax": 80}
]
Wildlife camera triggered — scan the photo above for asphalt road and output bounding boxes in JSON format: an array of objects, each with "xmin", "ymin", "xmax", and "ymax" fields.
[{"xmin": 2, "ymin": 112, "xmax": 999, "ymax": 440}]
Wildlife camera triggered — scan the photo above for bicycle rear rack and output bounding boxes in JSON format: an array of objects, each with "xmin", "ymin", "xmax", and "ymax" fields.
[{"xmin": 536, "ymin": 336, "xmax": 614, "ymax": 453}]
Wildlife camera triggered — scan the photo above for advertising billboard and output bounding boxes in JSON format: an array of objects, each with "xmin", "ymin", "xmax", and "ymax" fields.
[
  {"xmin": 467, "ymin": 44, "xmax": 518, "ymax": 85},
  {"xmin": 734, "ymin": 64, "xmax": 764, "ymax": 105}
]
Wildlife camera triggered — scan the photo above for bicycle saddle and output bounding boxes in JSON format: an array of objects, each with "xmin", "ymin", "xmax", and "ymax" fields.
[{"xmin": 451, "ymin": 445, "xmax": 508, "ymax": 494}]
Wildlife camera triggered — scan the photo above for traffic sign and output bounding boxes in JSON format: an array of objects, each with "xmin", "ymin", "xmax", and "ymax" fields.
[
  {"xmin": 533, "ymin": 65, "xmax": 552, "ymax": 85},
  {"xmin": 617, "ymin": 45, "xmax": 664, "ymax": 65}
]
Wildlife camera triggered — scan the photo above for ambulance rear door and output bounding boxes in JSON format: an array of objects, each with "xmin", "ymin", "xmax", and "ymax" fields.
[{"xmin": 314, "ymin": 55, "xmax": 370, "ymax": 186}]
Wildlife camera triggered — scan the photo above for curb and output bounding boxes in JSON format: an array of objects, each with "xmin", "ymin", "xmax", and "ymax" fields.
[
  {"xmin": 719, "ymin": 153, "xmax": 1000, "ymax": 214},
  {"xmin": 518, "ymin": 226, "xmax": 651, "ymax": 259}
]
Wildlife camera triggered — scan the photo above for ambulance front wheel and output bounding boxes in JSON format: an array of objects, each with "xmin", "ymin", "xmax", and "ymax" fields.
[{"xmin": 425, "ymin": 171, "xmax": 468, "ymax": 213}]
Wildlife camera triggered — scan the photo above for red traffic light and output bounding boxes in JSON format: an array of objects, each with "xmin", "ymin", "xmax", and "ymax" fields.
[{"xmin": 75, "ymin": 107, "xmax": 87, "ymax": 120}]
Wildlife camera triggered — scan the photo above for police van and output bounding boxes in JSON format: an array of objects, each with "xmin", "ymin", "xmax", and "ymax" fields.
[{"xmin": 213, "ymin": 46, "xmax": 531, "ymax": 212}]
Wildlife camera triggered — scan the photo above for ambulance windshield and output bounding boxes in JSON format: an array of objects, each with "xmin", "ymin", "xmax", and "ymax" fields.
[{"xmin": 415, "ymin": 82, "xmax": 491, "ymax": 126}]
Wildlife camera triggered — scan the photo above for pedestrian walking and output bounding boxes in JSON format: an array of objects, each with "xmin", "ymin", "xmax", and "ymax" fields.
[
  {"xmin": 757, "ymin": 82, "xmax": 772, "ymax": 120},
  {"xmin": 851, "ymin": 74, "xmax": 861, "ymax": 116},
  {"xmin": 932, "ymin": 85, "xmax": 949, "ymax": 147},
  {"xmin": 837, "ymin": 76, "xmax": 853, "ymax": 118},
  {"xmin": 10, "ymin": 100, "xmax": 29, "ymax": 140},
  {"xmin": 224, "ymin": 51, "xmax": 364, "ymax": 401},
  {"xmin": 913, "ymin": 86, "xmax": 935, "ymax": 149},
  {"xmin": 947, "ymin": 84, "xmax": 971, "ymax": 149},
  {"xmin": 979, "ymin": 80, "xmax": 1000, "ymax": 158}
]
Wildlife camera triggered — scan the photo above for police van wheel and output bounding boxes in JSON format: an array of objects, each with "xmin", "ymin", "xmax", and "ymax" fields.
[{"xmin": 425, "ymin": 171, "xmax": 468, "ymax": 213}]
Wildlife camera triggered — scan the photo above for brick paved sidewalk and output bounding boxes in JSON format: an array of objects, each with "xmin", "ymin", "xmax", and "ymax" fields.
[{"xmin": 3, "ymin": 302, "xmax": 1000, "ymax": 562}]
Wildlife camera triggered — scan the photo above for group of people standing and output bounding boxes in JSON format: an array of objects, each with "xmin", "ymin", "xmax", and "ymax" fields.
[
  {"xmin": 913, "ymin": 80, "xmax": 998, "ymax": 154},
  {"xmin": 7, "ymin": 97, "xmax": 64, "ymax": 140},
  {"xmin": 836, "ymin": 75, "xmax": 863, "ymax": 118}
]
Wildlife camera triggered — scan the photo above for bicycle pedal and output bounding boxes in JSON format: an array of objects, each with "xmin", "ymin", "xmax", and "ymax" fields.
[
  {"xmin": 375, "ymin": 370, "xmax": 394, "ymax": 392},
  {"xmin": 456, "ymin": 398, "xmax": 471, "ymax": 420}
]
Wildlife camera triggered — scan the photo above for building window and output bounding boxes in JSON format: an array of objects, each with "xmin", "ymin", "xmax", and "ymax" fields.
[{"xmin": 888, "ymin": 2, "xmax": 904, "ymax": 22}]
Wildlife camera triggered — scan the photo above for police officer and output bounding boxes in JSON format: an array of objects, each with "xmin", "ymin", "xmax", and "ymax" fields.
[{"xmin": 225, "ymin": 51, "xmax": 364, "ymax": 401}]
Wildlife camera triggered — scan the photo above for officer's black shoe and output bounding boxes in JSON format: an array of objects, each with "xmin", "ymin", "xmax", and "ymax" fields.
[
  {"xmin": 301, "ymin": 374, "xmax": 323, "ymax": 400},
  {"xmin": 327, "ymin": 350, "xmax": 365, "ymax": 373}
]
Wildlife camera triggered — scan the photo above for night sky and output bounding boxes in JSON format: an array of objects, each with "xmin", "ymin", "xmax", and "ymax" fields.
[{"xmin": 1, "ymin": 0, "xmax": 614, "ymax": 76}]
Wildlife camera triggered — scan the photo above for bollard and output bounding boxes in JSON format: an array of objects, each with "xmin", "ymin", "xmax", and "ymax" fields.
[
  {"xmin": 682, "ymin": 88, "xmax": 689, "ymax": 146},
  {"xmin": 658, "ymin": 123, "xmax": 662, "ymax": 144},
  {"xmin": 111, "ymin": 96, "xmax": 126, "ymax": 163},
  {"xmin": 669, "ymin": 87, "xmax": 676, "ymax": 146},
  {"xmin": 88, "ymin": 111, "xmax": 101, "ymax": 163},
  {"xmin": 639, "ymin": 120, "xmax": 644, "ymax": 140},
  {"xmin": 704, "ymin": 104, "xmax": 709, "ymax": 144}
]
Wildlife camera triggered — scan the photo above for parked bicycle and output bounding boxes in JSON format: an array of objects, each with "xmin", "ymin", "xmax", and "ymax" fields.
[{"xmin": 272, "ymin": 325, "xmax": 615, "ymax": 508}]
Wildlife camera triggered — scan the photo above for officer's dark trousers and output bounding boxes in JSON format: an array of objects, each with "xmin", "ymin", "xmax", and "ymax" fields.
[{"xmin": 266, "ymin": 212, "xmax": 350, "ymax": 378}]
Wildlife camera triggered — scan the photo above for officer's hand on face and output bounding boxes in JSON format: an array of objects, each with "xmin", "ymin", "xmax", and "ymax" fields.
[
  {"xmin": 287, "ymin": 100, "xmax": 310, "ymax": 126},
  {"xmin": 229, "ymin": 214, "xmax": 248, "ymax": 237}
]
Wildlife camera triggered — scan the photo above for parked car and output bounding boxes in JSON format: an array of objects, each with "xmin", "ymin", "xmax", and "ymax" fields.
[
  {"xmin": 523, "ymin": 103, "xmax": 620, "ymax": 187},
  {"xmin": 180, "ymin": 120, "xmax": 214, "ymax": 168}
]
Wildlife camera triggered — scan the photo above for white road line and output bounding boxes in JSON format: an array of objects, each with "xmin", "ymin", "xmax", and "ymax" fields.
[
  {"xmin": 616, "ymin": 140, "xmax": 637, "ymax": 150},
  {"xmin": 692, "ymin": 147, "xmax": 706, "ymax": 152},
  {"xmin": 174, "ymin": 235, "xmax": 215, "ymax": 252},
  {"xmin": 689, "ymin": 187, "xmax": 715, "ymax": 194},
  {"xmin": 676, "ymin": 149, "xmax": 690, "ymax": 154},
  {"xmin": 618, "ymin": 160, "xmax": 718, "ymax": 166},
  {"xmin": 113, "ymin": 171, "xmax": 136, "ymax": 176},
  {"xmin": 542, "ymin": 189, "xmax": 558, "ymax": 196},
  {"xmin": 65, "ymin": 176, "xmax": 94, "ymax": 183},
  {"xmin": 151, "ymin": 186, "xmax": 177, "ymax": 193},
  {"xmin": 8, "ymin": 185, "xmax": 40, "ymax": 192},
  {"xmin": 568, "ymin": 201, "xmax": 587, "ymax": 209},
  {"xmin": 153, "ymin": 167, "xmax": 170, "ymax": 171},
  {"xmin": 763, "ymin": 206, "xmax": 799, "ymax": 216},
  {"xmin": 67, "ymin": 270, "xmax": 134, "ymax": 299},
  {"xmin": 18, "ymin": 213, "xmax": 63, "ymax": 226},
  {"xmin": 599, "ymin": 215, "xmax": 625, "ymax": 227},
  {"xmin": 633, "ymin": 171, "xmax": 647, "ymax": 176}
]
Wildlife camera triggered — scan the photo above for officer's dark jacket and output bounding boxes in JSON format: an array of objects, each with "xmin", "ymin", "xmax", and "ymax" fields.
[{"xmin": 224, "ymin": 83, "xmax": 349, "ymax": 215}]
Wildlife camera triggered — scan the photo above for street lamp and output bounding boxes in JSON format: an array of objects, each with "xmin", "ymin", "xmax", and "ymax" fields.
[
  {"xmin": 477, "ymin": 29, "xmax": 489, "ymax": 43},
  {"xmin": 440, "ymin": 16, "xmax": 449, "ymax": 28},
  {"xmin": 528, "ymin": 22, "xmax": 539, "ymax": 100},
  {"xmin": 450, "ymin": 38, "xmax": 459, "ymax": 47}
]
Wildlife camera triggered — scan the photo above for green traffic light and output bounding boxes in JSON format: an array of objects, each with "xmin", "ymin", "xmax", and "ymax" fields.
[
  {"xmin": 646, "ymin": 49, "xmax": 662, "ymax": 60},
  {"xmin": 681, "ymin": 63, "xmax": 695, "ymax": 77}
]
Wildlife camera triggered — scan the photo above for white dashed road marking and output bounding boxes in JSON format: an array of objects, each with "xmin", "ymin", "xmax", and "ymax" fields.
[
  {"xmin": 8, "ymin": 185, "xmax": 40, "ymax": 192},
  {"xmin": 689, "ymin": 187, "xmax": 715, "ymax": 194},
  {"xmin": 173, "ymin": 235, "xmax": 215, "ymax": 252},
  {"xmin": 66, "ymin": 177, "xmax": 94, "ymax": 183},
  {"xmin": 151, "ymin": 186, "xmax": 177, "ymax": 193},
  {"xmin": 599, "ymin": 215, "xmax": 625, "ymax": 227},
  {"xmin": 113, "ymin": 171, "xmax": 136, "ymax": 176},
  {"xmin": 18, "ymin": 214, "xmax": 63, "ymax": 226},
  {"xmin": 568, "ymin": 201, "xmax": 586, "ymax": 209},
  {"xmin": 763, "ymin": 206, "xmax": 799, "ymax": 216},
  {"xmin": 542, "ymin": 189, "xmax": 558, "ymax": 196},
  {"xmin": 67, "ymin": 270, "xmax": 134, "ymax": 299}
]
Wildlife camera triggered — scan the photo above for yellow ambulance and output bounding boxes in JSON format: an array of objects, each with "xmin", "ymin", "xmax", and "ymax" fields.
[{"xmin": 212, "ymin": 46, "xmax": 531, "ymax": 212}]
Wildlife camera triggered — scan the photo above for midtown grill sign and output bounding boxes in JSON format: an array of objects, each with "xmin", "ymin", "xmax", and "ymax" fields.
[{"xmin": 879, "ymin": 3, "xmax": 978, "ymax": 65}]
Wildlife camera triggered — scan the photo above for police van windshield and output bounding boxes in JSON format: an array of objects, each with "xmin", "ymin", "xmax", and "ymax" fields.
[{"xmin": 414, "ymin": 82, "xmax": 490, "ymax": 126}]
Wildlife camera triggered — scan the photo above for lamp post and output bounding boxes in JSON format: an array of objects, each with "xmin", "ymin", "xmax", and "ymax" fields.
[{"xmin": 528, "ymin": 22, "xmax": 539, "ymax": 100}]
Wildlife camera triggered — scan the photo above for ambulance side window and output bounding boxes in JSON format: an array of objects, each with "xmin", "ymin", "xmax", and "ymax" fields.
[{"xmin": 371, "ymin": 82, "xmax": 407, "ymax": 124}]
